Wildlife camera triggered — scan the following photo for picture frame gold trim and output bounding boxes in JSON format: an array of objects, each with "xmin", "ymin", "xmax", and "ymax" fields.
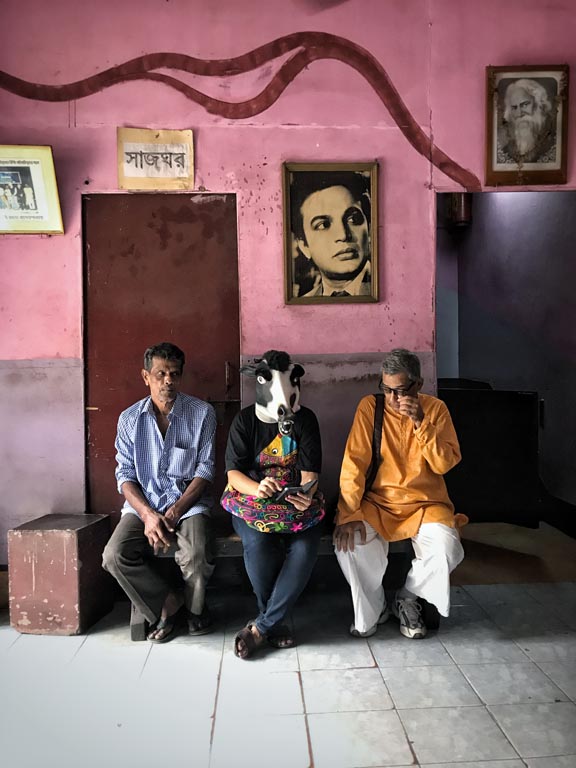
[
  {"xmin": 283, "ymin": 162, "xmax": 378, "ymax": 304},
  {"xmin": 485, "ymin": 65, "xmax": 569, "ymax": 186},
  {"xmin": 0, "ymin": 145, "xmax": 63, "ymax": 234}
]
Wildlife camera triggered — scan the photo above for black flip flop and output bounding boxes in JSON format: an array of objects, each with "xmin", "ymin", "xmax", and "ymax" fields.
[
  {"xmin": 188, "ymin": 606, "xmax": 214, "ymax": 636},
  {"xmin": 147, "ymin": 607, "xmax": 185, "ymax": 644}
]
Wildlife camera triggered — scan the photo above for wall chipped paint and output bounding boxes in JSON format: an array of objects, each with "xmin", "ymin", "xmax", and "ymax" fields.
[
  {"xmin": 0, "ymin": 360, "xmax": 85, "ymax": 563},
  {"xmin": 1, "ymin": 0, "xmax": 576, "ymax": 549}
]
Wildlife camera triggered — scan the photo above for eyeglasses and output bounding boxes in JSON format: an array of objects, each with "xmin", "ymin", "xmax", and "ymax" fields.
[{"xmin": 379, "ymin": 380, "xmax": 417, "ymax": 397}]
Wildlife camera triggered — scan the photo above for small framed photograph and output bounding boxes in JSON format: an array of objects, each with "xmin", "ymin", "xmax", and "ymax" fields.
[
  {"xmin": 486, "ymin": 65, "xmax": 569, "ymax": 186},
  {"xmin": 0, "ymin": 145, "xmax": 64, "ymax": 234},
  {"xmin": 283, "ymin": 162, "xmax": 378, "ymax": 304}
]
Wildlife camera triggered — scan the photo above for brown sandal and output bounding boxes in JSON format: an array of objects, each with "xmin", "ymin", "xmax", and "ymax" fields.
[
  {"xmin": 267, "ymin": 626, "xmax": 296, "ymax": 649},
  {"xmin": 234, "ymin": 622, "xmax": 265, "ymax": 659}
]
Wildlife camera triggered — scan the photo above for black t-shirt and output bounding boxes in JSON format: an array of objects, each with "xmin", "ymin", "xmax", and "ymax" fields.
[{"xmin": 225, "ymin": 405, "xmax": 322, "ymax": 475}]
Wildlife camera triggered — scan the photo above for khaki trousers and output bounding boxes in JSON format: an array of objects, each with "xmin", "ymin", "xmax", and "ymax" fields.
[{"xmin": 102, "ymin": 512, "xmax": 214, "ymax": 624}]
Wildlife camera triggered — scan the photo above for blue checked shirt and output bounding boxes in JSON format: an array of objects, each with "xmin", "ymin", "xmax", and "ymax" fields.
[{"xmin": 115, "ymin": 392, "xmax": 217, "ymax": 520}]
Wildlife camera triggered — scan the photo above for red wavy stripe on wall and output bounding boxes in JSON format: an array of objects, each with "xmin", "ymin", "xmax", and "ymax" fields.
[{"xmin": 0, "ymin": 31, "xmax": 481, "ymax": 190}]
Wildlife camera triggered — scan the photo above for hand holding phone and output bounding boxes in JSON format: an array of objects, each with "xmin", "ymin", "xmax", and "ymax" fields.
[{"xmin": 275, "ymin": 478, "xmax": 317, "ymax": 503}]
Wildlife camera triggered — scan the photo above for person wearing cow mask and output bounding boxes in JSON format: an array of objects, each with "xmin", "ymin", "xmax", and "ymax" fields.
[{"xmin": 221, "ymin": 349, "xmax": 325, "ymax": 659}]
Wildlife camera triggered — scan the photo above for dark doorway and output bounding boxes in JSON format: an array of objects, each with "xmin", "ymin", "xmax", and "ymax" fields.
[
  {"xmin": 435, "ymin": 191, "xmax": 576, "ymax": 536},
  {"xmin": 83, "ymin": 193, "xmax": 240, "ymax": 528}
]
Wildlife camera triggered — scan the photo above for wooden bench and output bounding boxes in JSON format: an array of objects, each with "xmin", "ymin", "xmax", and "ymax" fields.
[{"xmin": 129, "ymin": 528, "xmax": 440, "ymax": 640}]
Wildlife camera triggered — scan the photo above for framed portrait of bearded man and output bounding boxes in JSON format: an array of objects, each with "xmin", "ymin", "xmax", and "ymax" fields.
[{"xmin": 486, "ymin": 65, "xmax": 569, "ymax": 186}]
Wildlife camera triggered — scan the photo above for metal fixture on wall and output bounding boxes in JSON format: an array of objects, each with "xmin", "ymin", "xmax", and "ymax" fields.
[{"xmin": 447, "ymin": 192, "xmax": 473, "ymax": 228}]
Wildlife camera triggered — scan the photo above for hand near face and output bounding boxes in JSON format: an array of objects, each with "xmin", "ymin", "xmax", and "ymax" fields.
[{"xmin": 397, "ymin": 395, "xmax": 424, "ymax": 428}]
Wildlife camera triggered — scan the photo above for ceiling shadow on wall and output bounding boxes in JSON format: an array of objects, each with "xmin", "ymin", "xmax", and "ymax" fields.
[{"xmin": 294, "ymin": 0, "xmax": 351, "ymax": 10}]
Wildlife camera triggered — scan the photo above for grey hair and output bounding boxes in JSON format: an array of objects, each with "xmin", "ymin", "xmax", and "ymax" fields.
[
  {"xmin": 381, "ymin": 348, "xmax": 421, "ymax": 381},
  {"xmin": 503, "ymin": 78, "xmax": 552, "ymax": 121}
]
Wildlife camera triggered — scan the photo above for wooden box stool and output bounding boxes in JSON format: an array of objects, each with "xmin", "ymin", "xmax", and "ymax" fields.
[{"xmin": 8, "ymin": 513, "xmax": 114, "ymax": 635}]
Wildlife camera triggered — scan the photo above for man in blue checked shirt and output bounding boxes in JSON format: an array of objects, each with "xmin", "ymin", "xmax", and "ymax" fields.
[{"xmin": 103, "ymin": 342, "xmax": 217, "ymax": 643}]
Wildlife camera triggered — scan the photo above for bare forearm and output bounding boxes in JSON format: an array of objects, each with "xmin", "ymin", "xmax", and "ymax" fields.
[
  {"xmin": 168, "ymin": 477, "xmax": 210, "ymax": 520},
  {"xmin": 300, "ymin": 471, "xmax": 319, "ymax": 496},
  {"xmin": 227, "ymin": 470, "xmax": 260, "ymax": 496},
  {"xmin": 122, "ymin": 483, "xmax": 173, "ymax": 551},
  {"xmin": 120, "ymin": 481, "xmax": 156, "ymax": 520}
]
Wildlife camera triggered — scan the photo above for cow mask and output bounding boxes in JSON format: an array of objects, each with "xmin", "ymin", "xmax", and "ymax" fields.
[{"xmin": 240, "ymin": 350, "xmax": 304, "ymax": 436}]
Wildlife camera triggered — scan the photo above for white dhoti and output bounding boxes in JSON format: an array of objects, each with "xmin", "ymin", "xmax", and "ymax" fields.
[{"xmin": 335, "ymin": 521, "xmax": 464, "ymax": 633}]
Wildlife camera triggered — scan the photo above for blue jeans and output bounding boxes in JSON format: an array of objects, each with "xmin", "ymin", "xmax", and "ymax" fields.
[{"xmin": 231, "ymin": 515, "xmax": 322, "ymax": 635}]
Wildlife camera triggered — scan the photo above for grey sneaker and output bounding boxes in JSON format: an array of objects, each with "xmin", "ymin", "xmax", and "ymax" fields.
[
  {"xmin": 393, "ymin": 597, "xmax": 427, "ymax": 639},
  {"xmin": 349, "ymin": 605, "xmax": 391, "ymax": 638}
]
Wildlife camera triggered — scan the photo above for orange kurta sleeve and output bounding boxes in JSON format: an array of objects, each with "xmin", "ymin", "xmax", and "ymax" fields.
[{"xmin": 414, "ymin": 400, "xmax": 461, "ymax": 475}]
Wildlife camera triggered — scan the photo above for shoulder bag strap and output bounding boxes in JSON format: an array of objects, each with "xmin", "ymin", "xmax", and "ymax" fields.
[{"xmin": 365, "ymin": 393, "xmax": 384, "ymax": 492}]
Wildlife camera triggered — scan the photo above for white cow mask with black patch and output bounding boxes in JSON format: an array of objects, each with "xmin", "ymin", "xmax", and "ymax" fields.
[{"xmin": 240, "ymin": 351, "xmax": 305, "ymax": 436}]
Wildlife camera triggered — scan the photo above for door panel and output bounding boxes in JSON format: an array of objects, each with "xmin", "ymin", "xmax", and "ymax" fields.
[{"xmin": 83, "ymin": 194, "xmax": 240, "ymax": 526}]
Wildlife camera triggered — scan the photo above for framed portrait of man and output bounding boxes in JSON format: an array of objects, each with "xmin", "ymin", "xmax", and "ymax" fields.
[
  {"xmin": 282, "ymin": 162, "xmax": 378, "ymax": 304},
  {"xmin": 486, "ymin": 65, "xmax": 569, "ymax": 186}
]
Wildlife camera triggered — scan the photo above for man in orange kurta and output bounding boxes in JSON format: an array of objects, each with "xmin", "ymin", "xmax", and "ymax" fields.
[{"xmin": 334, "ymin": 348, "xmax": 465, "ymax": 639}]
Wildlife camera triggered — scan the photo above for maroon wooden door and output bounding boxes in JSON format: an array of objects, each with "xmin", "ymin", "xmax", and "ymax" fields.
[{"xmin": 83, "ymin": 193, "xmax": 240, "ymax": 526}]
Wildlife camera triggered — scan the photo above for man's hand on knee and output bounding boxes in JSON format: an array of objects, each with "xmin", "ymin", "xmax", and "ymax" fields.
[
  {"xmin": 142, "ymin": 510, "xmax": 174, "ymax": 553},
  {"xmin": 333, "ymin": 521, "xmax": 366, "ymax": 553}
]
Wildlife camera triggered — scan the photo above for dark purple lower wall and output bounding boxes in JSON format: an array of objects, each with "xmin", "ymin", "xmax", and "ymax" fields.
[
  {"xmin": 457, "ymin": 192, "xmax": 576, "ymax": 505},
  {"xmin": 0, "ymin": 359, "xmax": 86, "ymax": 564}
]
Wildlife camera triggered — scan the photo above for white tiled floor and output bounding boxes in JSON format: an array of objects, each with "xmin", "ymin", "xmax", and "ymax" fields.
[{"xmin": 1, "ymin": 582, "xmax": 576, "ymax": 768}]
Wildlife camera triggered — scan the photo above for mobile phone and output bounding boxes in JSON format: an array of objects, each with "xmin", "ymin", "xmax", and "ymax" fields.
[{"xmin": 275, "ymin": 478, "xmax": 317, "ymax": 503}]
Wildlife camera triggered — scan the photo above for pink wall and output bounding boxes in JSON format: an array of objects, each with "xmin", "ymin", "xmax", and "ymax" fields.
[
  {"xmin": 2, "ymin": 1, "xmax": 575, "ymax": 360},
  {"xmin": 2, "ymin": 0, "xmax": 576, "ymax": 557}
]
